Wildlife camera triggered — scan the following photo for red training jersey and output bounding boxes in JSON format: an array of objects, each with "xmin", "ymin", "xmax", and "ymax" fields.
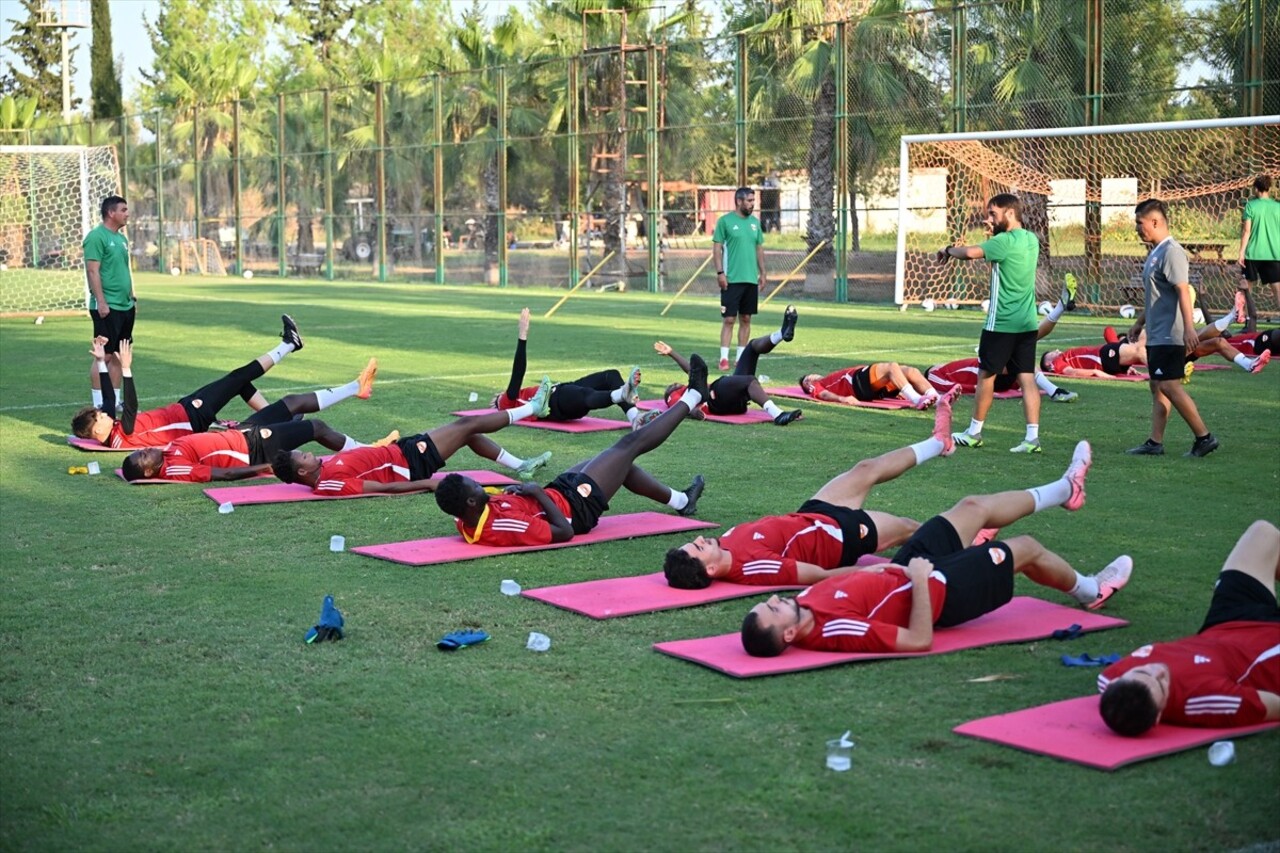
[
  {"xmin": 107, "ymin": 402, "xmax": 192, "ymax": 448},
  {"xmin": 454, "ymin": 490, "xmax": 575, "ymax": 547},
  {"xmin": 808, "ymin": 368, "xmax": 863, "ymax": 400},
  {"xmin": 496, "ymin": 386, "xmax": 541, "ymax": 419},
  {"xmin": 160, "ymin": 431, "xmax": 252, "ymax": 482},
  {"xmin": 1047, "ymin": 346, "xmax": 1103, "ymax": 374},
  {"xmin": 720, "ymin": 512, "xmax": 875, "ymax": 586},
  {"xmin": 314, "ymin": 445, "xmax": 410, "ymax": 496},
  {"xmin": 1098, "ymin": 621, "xmax": 1280, "ymax": 728},
  {"xmin": 663, "ymin": 386, "xmax": 710, "ymax": 416},
  {"xmin": 793, "ymin": 567, "xmax": 948, "ymax": 654},
  {"xmin": 926, "ymin": 359, "xmax": 980, "ymax": 395},
  {"xmin": 1224, "ymin": 333, "xmax": 1258, "ymax": 357}
]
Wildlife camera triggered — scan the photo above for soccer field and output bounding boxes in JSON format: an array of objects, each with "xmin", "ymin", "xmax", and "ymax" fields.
[{"xmin": 2, "ymin": 274, "xmax": 1277, "ymax": 850}]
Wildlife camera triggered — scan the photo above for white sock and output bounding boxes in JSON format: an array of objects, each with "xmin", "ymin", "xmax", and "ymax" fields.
[
  {"xmin": 1214, "ymin": 313, "xmax": 1233, "ymax": 332},
  {"xmin": 496, "ymin": 449, "xmax": 522, "ymax": 470},
  {"xmin": 1026, "ymin": 477, "xmax": 1071, "ymax": 512},
  {"xmin": 625, "ymin": 407, "xmax": 640, "ymax": 424},
  {"xmin": 1068, "ymin": 572, "xmax": 1100, "ymax": 604},
  {"xmin": 268, "ymin": 342, "xmax": 294, "ymax": 364},
  {"xmin": 762, "ymin": 400, "xmax": 783, "ymax": 418},
  {"xmin": 680, "ymin": 389, "xmax": 703, "ymax": 410},
  {"xmin": 719, "ymin": 346, "xmax": 729, "ymax": 362},
  {"xmin": 1047, "ymin": 300, "xmax": 1065, "ymax": 322},
  {"xmin": 91, "ymin": 389, "xmax": 103, "ymax": 407},
  {"xmin": 114, "ymin": 388, "xmax": 122, "ymax": 409},
  {"xmin": 340, "ymin": 435, "xmax": 364, "ymax": 451},
  {"xmin": 506, "ymin": 402, "xmax": 537, "ymax": 423},
  {"xmin": 735, "ymin": 346, "xmax": 745, "ymax": 362},
  {"xmin": 1025, "ymin": 423, "xmax": 1039, "ymax": 442},
  {"xmin": 769, "ymin": 330, "xmax": 783, "ymax": 345},
  {"xmin": 314, "ymin": 380, "xmax": 359, "ymax": 410},
  {"xmin": 1234, "ymin": 354, "xmax": 1252, "ymax": 371},
  {"xmin": 1034, "ymin": 371, "xmax": 1059, "ymax": 394},
  {"xmin": 901, "ymin": 385, "xmax": 923, "ymax": 404},
  {"xmin": 667, "ymin": 490, "xmax": 689, "ymax": 511},
  {"xmin": 611, "ymin": 385, "xmax": 626, "ymax": 403},
  {"xmin": 910, "ymin": 437, "xmax": 945, "ymax": 464},
  {"xmin": 967, "ymin": 418, "xmax": 984, "ymax": 435}
]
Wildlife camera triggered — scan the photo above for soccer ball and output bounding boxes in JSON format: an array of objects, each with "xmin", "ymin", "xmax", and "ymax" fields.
[
  {"xmin": 981, "ymin": 298, "xmax": 991, "ymax": 312},
  {"xmin": 1192, "ymin": 307, "xmax": 1205, "ymax": 325},
  {"xmin": 243, "ymin": 269, "xmax": 254, "ymax": 280},
  {"xmin": 945, "ymin": 299, "xmax": 959, "ymax": 311},
  {"xmin": 1119, "ymin": 304, "xmax": 1136, "ymax": 319},
  {"xmin": 170, "ymin": 266, "xmax": 180, "ymax": 276},
  {"xmin": 921, "ymin": 298, "xmax": 936, "ymax": 312},
  {"xmin": 898, "ymin": 303, "xmax": 908, "ymax": 313},
  {"xmin": 1038, "ymin": 301, "xmax": 1054, "ymax": 316}
]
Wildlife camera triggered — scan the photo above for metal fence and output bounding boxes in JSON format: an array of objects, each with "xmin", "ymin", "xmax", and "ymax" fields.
[{"xmin": 5, "ymin": 0, "xmax": 1276, "ymax": 304}]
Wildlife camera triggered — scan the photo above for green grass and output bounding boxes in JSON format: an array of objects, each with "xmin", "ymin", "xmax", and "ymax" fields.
[{"xmin": 2, "ymin": 274, "xmax": 1278, "ymax": 851}]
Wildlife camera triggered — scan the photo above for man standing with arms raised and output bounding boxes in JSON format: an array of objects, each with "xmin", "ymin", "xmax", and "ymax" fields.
[
  {"xmin": 712, "ymin": 187, "xmax": 767, "ymax": 371},
  {"xmin": 937, "ymin": 194, "xmax": 1043, "ymax": 453},
  {"xmin": 83, "ymin": 195, "xmax": 135, "ymax": 410}
]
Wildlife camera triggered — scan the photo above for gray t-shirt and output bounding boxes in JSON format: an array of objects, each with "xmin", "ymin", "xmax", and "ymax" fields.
[{"xmin": 1142, "ymin": 237, "xmax": 1191, "ymax": 347}]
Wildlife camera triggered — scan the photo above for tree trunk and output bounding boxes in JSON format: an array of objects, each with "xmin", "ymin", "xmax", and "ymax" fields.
[{"xmin": 803, "ymin": 75, "xmax": 837, "ymax": 295}]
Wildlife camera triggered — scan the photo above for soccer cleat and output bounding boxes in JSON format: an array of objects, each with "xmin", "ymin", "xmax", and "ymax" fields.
[
  {"xmin": 1126, "ymin": 439, "xmax": 1165, "ymax": 456},
  {"xmin": 677, "ymin": 474, "xmax": 705, "ymax": 517},
  {"xmin": 718, "ymin": 357, "xmax": 730, "ymax": 371},
  {"xmin": 1009, "ymin": 439, "xmax": 1042, "ymax": 454},
  {"xmin": 912, "ymin": 393, "xmax": 938, "ymax": 410},
  {"xmin": 1249, "ymin": 349, "xmax": 1271, "ymax": 374},
  {"xmin": 1063, "ymin": 272, "xmax": 1078, "ymax": 311},
  {"xmin": 1085, "ymin": 555, "xmax": 1133, "ymax": 611},
  {"xmin": 1103, "ymin": 325, "xmax": 1120, "ymax": 344},
  {"xmin": 1050, "ymin": 388, "xmax": 1078, "ymax": 403},
  {"xmin": 773, "ymin": 409, "xmax": 803, "ymax": 426},
  {"xmin": 780, "ymin": 304, "xmax": 798, "ymax": 342},
  {"xmin": 1184, "ymin": 433, "xmax": 1220, "ymax": 458},
  {"xmin": 516, "ymin": 450, "xmax": 552, "ymax": 481},
  {"xmin": 972, "ymin": 527, "xmax": 1001, "ymax": 546},
  {"xmin": 355, "ymin": 357, "xmax": 378, "ymax": 399},
  {"xmin": 281, "ymin": 314, "xmax": 304, "ymax": 351},
  {"xmin": 1063, "ymin": 439, "xmax": 1091, "ymax": 511},
  {"xmin": 305, "ymin": 594, "xmax": 344, "ymax": 643},
  {"xmin": 952, "ymin": 431, "xmax": 983, "ymax": 448},
  {"xmin": 622, "ymin": 365, "xmax": 642, "ymax": 404},
  {"xmin": 1181, "ymin": 361, "xmax": 1195, "ymax": 385},
  {"xmin": 934, "ymin": 388, "xmax": 957, "ymax": 456},
  {"xmin": 687, "ymin": 353, "xmax": 710, "ymax": 400},
  {"xmin": 371, "ymin": 429, "xmax": 400, "ymax": 448},
  {"xmin": 528, "ymin": 376, "xmax": 553, "ymax": 418},
  {"xmin": 631, "ymin": 409, "xmax": 663, "ymax": 431},
  {"xmin": 1235, "ymin": 290, "xmax": 1248, "ymax": 325}
]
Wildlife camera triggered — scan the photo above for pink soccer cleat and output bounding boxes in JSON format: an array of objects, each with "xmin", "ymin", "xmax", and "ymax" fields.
[
  {"xmin": 1250, "ymin": 349, "xmax": 1271, "ymax": 374},
  {"xmin": 1063, "ymin": 439, "xmax": 1091, "ymax": 512},
  {"xmin": 934, "ymin": 387, "xmax": 959, "ymax": 456},
  {"xmin": 1086, "ymin": 555, "xmax": 1133, "ymax": 610}
]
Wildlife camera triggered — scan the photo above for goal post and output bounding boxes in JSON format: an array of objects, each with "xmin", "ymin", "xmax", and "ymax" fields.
[
  {"xmin": 0, "ymin": 145, "xmax": 122, "ymax": 316},
  {"xmin": 895, "ymin": 116, "xmax": 1280, "ymax": 313}
]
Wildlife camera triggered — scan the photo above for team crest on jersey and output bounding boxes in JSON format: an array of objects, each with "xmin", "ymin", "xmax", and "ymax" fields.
[
  {"xmin": 753, "ymin": 532, "xmax": 765, "ymax": 540},
  {"xmin": 1194, "ymin": 655, "xmax": 1210, "ymax": 664},
  {"xmin": 834, "ymin": 590, "xmax": 847, "ymax": 599},
  {"xmin": 259, "ymin": 428, "xmax": 272, "ymax": 439},
  {"xmin": 191, "ymin": 399, "xmax": 203, "ymax": 408},
  {"xmin": 859, "ymin": 524, "xmax": 869, "ymax": 539},
  {"xmin": 1131, "ymin": 644, "xmax": 1153, "ymax": 658},
  {"xmin": 577, "ymin": 483, "xmax": 593, "ymax": 498},
  {"xmin": 416, "ymin": 441, "xmax": 428, "ymax": 453},
  {"xmin": 988, "ymin": 547, "xmax": 1005, "ymax": 565}
]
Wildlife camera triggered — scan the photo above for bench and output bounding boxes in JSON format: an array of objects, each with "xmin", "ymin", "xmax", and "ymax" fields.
[{"xmin": 290, "ymin": 252, "xmax": 323, "ymax": 275}]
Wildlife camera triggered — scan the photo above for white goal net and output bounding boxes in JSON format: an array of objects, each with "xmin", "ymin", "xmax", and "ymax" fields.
[
  {"xmin": 0, "ymin": 145, "xmax": 122, "ymax": 315},
  {"xmin": 895, "ymin": 117, "xmax": 1280, "ymax": 313}
]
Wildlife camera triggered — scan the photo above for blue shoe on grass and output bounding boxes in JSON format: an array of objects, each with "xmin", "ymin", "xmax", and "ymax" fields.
[{"xmin": 305, "ymin": 594, "xmax": 345, "ymax": 643}]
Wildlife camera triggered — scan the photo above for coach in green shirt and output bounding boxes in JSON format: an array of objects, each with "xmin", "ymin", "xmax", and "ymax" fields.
[
  {"xmin": 1238, "ymin": 174, "xmax": 1280, "ymax": 333},
  {"xmin": 936, "ymin": 193, "xmax": 1044, "ymax": 453},
  {"xmin": 83, "ymin": 195, "xmax": 135, "ymax": 407},
  {"xmin": 712, "ymin": 187, "xmax": 767, "ymax": 371}
]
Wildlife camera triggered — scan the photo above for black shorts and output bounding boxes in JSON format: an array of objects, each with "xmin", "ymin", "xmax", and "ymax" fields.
[
  {"xmin": 849, "ymin": 366, "xmax": 891, "ymax": 402},
  {"xmin": 891, "ymin": 515, "xmax": 1015, "ymax": 628},
  {"xmin": 243, "ymin": 399, "xmax": 292, "ymax": 426},
  {"xmin": 243, "ymin": 420, "xmax": 315, "ymax": 464},
  {"xmin": 1242, "ymin": 259, "xmax": 1280, "ymax": 284},
  {"xmin": 798, "ymin": 499, "xmax": 878, "ymax": 565},
  {"xmin": 978, "ymin": 329, "xmax": 1037, "ymax": 376},
  {"xmin": 1199, "ymin": 570, "xmax": 1280, "ymax": 632},
  {"xmin": 89, "ymin": 306, "xmax": 136, "ymax": 353},
  {"xmin": 547, "ymin": 471, "xmax": 609, "ymax": 535},
  {"xmin": 993, "ymin": 373, "xmax": 1018, "ymax": 393},
  {"xmin": 720, "ymin": 283, "xmax": 758, "ymax": 319},
  {"xmin": 1099, "ymin": 343, "xmax": 1124, "ymax": 375},
  {"xmin": 1145, "ymin": 345, "xmax": 1188, "ymax": 382},
  {"xmin": 706, "ymin": 376, "xmax": 751, "ymax": 415},
  {"xmin": 396, "ymin": 432, "xmax": 446, "ymax": 481}
]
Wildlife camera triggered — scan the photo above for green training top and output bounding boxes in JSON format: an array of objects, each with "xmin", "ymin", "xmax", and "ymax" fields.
[
  {"xmin": 83, "ymin": 223, "xmax": 134, "ymax": 311},
  {"xmin": 979, "ymin": 228, "xmax": 1039, "ymax": 333},
  {"xmin": 712, "ymin": 212, "xmax": 763, "ymax": 285},
  {"xmin": 1243, "ymin": 196, "xmax": 1280, "ymax": 261}
]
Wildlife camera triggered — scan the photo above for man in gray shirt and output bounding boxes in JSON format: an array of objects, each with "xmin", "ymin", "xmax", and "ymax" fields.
[{"xmin": 1125, "ymin": 199, "xmax": 1218, "ymax": 457}]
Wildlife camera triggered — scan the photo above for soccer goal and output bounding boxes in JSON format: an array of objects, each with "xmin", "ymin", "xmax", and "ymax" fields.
[
  {"xmin": 895, "ymin": 116, "xmax": 1280, "ymax": 312},
  {"xmin": 0, "ymin": 145, "xmax": 122, "ymax": 316},
  {"xmin": 178, "ymin": 238, "xmax": 227, "ymax": 276}
]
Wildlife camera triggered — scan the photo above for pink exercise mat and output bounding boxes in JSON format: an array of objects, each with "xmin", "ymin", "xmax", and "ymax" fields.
[
  {"xmin": 117, "ymin": 468, "xmax": 272, "ymax": 485},
  {"xmin": 451, "ymin": 409, "xmax": 628, "ymax": 432},
  {"xmin": 351, "ymin": 512, "xmax": 718, "ymax": 566},
  {"xmin": 201, "ymin": 469, "xmax": 517, "ymax": 506},
  {"xmin": 954, "ymin": 694, "xmax": 1278, "ymax": 771},
  {"xmin": 67, "ymin": 435, "xmax": 130, "ymax": 452},
  {"xmin": 765, "ymin": 385, "xmax": 913, "ymax": 409},
  {"xmin": 653, "ymin": 597, "xmax": 1128, "ymax": 678},
  {"xmin": 636, "ymin": 400, "xmax": 774, "ymax": 425}
]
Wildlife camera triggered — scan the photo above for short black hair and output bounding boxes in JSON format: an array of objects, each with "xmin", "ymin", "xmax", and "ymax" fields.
[
  {"xmin": 433, "ymin": 473, "xmax": 469, "ymax": 517},
  {"xmin": 735, "ymin": 186, "xmax": 754, "ymax": 199},
  {"xmin": 71, "ymin": 405, "xmax": 102, "ymax": 438},
  {"xmin": 100, "ymin": 195, "xmax": 126, "ymax": 218},
  {"xmin": 1039, "ymin": 351, "xmax": 1053, "ymax": 374},
  {"xmin": 799, "ymin": 375, "xmax": 814, "ymax": 394},
  {"xmin": 1134, "ymin": 198, "xmax": 1167, "ymax": 219},
  {"xmin": 663, "ymin": 383, "xmax": 683, "ymax": 407},
  {"xmin": 271, "ymin": 449, "xmax": 301, "ymax": 484},
  {"xmin": 1099, "ymin": 679, "xmax": 1160, "ymax": 737},
  {"xmin": 988, "ymin": 193, "xmax": 1023, "ymax": 220},
  {"xmin": 121, "ymin": 452, "xmax": 147, "ymax": 482},
  {"xmin": 1255, "ymin": 175, "xmax": 1272, "ymax": 193},
  {"xmin": 663, "ymin": 548, "xmax": 711, "ymax": 589},
  {"xmin": 741, "ymin": 611, "xmax": 786, "ymax": 657}
]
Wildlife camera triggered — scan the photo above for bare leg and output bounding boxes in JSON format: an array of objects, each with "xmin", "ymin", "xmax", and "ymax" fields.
[
  {"xmin": 720, "ymin": 316, "xmax": 734, "ymax": 350},
  {"xmin": 1017, "ymin": 372, "xmax": 1041, "ymax": 430},
  {"xmin": 426, "ymin": 411, "xmax": 514, "ymax": 459},
  {"xmin": 1222, "ymin": 520, "xmax": 1280, "ymax": 590},
  {"xmin": 903, "ymin": 365, "xmax": 934, "ymax": 394},
  {"xmin": 621, "ymin": 464, "xmax": 674, "ymax": 505},
  {"xmin": 308, "ymin": 419, "xmax": 352, "ymax": 452},
  {"xmin": 737, "ymin": 314, "xmax": 752, "ymax": 348},
  {"xmin": 1004, "ymin": 534, "xmax": 1079, "ymax": 593},
  {"xmin": 1147, "ymin": 382, "xmax": 1173, "ymax": 443},
  {"xmin": 813, "ymin": 447, "xmax": 918, "ymax": 508},
  {"xmin": 937, "ymin": 491, "xmax": 1036, "ymax": 548},
  {"xmin": 971, "ymin": 372, "xmax": 997, "ymax": 422},
  {"xmin": 580, "ymin": 399, "xmax": 691, "ymax": 498},
  {"xmin": 744, "ymin": 378, "xmax": 770, "ymax": 407},
  {"xmin": 1155, "ymin": 378, "xmax": 1208, "ymax": 439}
]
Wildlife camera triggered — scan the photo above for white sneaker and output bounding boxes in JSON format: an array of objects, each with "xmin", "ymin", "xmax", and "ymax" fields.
[{"xmin": 1086, "ymin": 555, "xmax": 1133, "ymax": 610}]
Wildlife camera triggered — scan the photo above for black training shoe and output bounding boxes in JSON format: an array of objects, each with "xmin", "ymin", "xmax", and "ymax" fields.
[
  {"xmin": 1126, "ymin": 439, "xmax": 1165, "ymax": 456},
  {"xmin": 678, "ymin": 474, "xmax": 705, "ymax": 517},
  {"xmin": 774, "ymin": 409, "xmax": 803, "ymax": 426},
  {"xmin": 1185, "ymin": 433, "xmax": 1220, "ymax": 458},
  {"xmin": 686, "ymin": 353, "xmax": 709, "ymax": 399},
  {"xmin": 780, "ymin": 304, "xmax": 798, "ymax": 342},
  {"xmin": 281, "ymin": 314, "xmax": 304, "ymax": 351}
]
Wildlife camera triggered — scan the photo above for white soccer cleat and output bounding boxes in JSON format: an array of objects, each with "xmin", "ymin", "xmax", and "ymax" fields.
[
  {"xmin": 1086, "ymin": 555, "xmax": 1133, "ymax": 610},
  {"xmin": 1063, "ymin": 439, "xmax": 1091, "ymax": 512}
]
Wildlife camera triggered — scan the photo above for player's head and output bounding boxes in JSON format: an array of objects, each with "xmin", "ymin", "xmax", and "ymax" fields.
[
  {"xmin": 1099, "ymin": 664, "xmax": 1168, "ymax": 736},
  {"xmin": 1040, "ymin": 350, "xmax": 1060, "ymax": 374},
  {"xmin": 801, "ymin": 374, "xmax": 824, "ymax": 395},
  {"xmin": 734, "ymin": 186, "xmax": 755, "ymax": 214},
  {"xmin": 663, "ymin": 383, "xmax": 684, "ymax": 407},
  {"xmin": 741, "ymin": 594, "xmax": 801, "ymax": 657},
  {"xmin": 434, "ymin": 473, "xmax": 487, "ymax": 520},
  {"xmin": 1255, "ymin": 175, "xmax": 1272, "ymax": 194},
  {"xmin": 72, "ymin": 405, "xmax": 113, "ymax": 440},
  {"xmin": 985, "ymin": 193, "xmax": 1023, "ymax": 233},
  {"xmin": 272, "ymin": 449, "xmax": 320, "ymax": 485},
  {"xmin": 663, "ymin": 536, "xmax": 727, "ymax": 589},
  {"xmin": 121, "ymin": 447, "xmax": 163, "ymax": 481},
  {"xmin": 100, "ymin": 195, "xmax": 128, "ymax": 222},
  {"xmin": 1134, "ymin": 198, "xmax": 1168, "ymax": 243}
]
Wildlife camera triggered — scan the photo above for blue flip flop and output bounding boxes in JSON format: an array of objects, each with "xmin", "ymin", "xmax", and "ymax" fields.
[
  {"xmin": 1061, "ymin": 653, "xmax": 1120, "ymax": 667},
  {"xmin": 438, "ymin": 629, "xmax": 490, "ymax": 651},
  {"xmin": 1052, "ymin": 624, "xmax": 1084, "ymax": 641},
  {"xmin": 305, "ymin": 594, "xmax": 345, "ymax": 643}
]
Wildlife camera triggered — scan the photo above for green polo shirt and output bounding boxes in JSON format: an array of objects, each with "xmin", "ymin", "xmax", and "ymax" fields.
[
  {"xmin": 83, "ymin": 223, "xmax": 134, "ymax": 311},
  {"xmin": 712, "ymin": 212, "xmax": 763, "ymax": 284},
  {"xmin": 979, "ymin": 228, "xmax": 1039, "ymax": 333},
  {"xmin": 1243, "ymin": 196, "xmax": 1280, "ymax": 261}
]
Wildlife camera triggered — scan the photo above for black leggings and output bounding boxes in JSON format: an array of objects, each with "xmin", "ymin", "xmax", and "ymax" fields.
[
  {"xmin": 181, "ymin": 360, "xmax": 266, "ymax": 432},
  {"xmin": 505, "ymin": 338, "xmax": 627, "ymax": 421}
]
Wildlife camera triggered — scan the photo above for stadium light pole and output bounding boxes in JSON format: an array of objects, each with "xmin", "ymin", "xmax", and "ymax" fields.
[{"xmin": 38, "ymin": 0, "xmax": 88, "ymax": 122}]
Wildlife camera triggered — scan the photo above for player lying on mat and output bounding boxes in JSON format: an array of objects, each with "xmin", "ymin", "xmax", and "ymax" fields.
[
  {"xmin": 655, "ymin": 305, "xmax": 801, "ymax": 427},
  {"xmin": 1050, "ymin": 309, "xmax": 1270, "ymax": 377},
  {"xmin": 271, "ymin": 381, "xmax": 555, "ymax": 496},
  {"xmin": 799, "ymin": 362, "xmax": 942, "ymax": 409},
  {"xmin": 72, "ymin": 315, "xmax": 308, "ymax": 449},
  {"xmin": 492, "ymin": 307, "xmax": 644, "ymax": 428},
  {"xmin": 1098, "ymin": 519, "xmax": 1279, "ymax": 735},
  {"xmin": 737, "ymin": 440, "xmax": 1134, "ymax": 656},
  {"xmin": 434, "ymin": 355, "xmax": 711, "ymax": 545},
  {"xmin": 663, "ymin": 389, "xmax": 959, "ymax": 589}
]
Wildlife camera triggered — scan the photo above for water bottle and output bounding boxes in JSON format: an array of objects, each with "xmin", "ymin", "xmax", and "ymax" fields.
[
  {"xmin": 500, "ymin": 579, "xmax": 521, "ymax": 596},
  {"xmin": 526, "ymin": 632, "xmax": 551, "ymax": 652},
  {"xmin": 68, "ymin": 466, "xmax": 89, "ymax": 475}
]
